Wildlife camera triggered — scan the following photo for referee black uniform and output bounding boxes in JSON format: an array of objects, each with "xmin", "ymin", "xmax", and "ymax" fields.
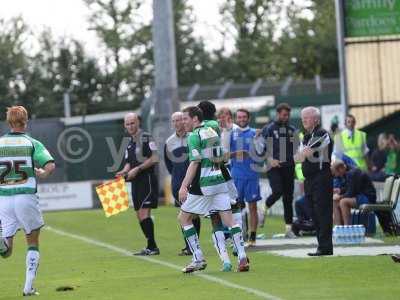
[
  {"xmin": 125, "ymin": 130, "xmax": 159, "ymax": 210},
  {"xmin": 302, "ymin": 125, "xmax": 333, "ymax": 255},
  {"xmin": 124, "ymin": 130, "xmax": 159, "ymax": 253}
]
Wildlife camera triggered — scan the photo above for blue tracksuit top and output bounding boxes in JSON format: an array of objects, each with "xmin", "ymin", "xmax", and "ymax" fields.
[{"xmin": 230, "ymin": 126, "xmax": 260, "ymax": 180}]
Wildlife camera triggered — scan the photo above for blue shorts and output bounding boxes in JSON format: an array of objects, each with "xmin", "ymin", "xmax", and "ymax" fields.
[
  {"xmin": 356, "ymin": 194, "xmax": 374, "ymax": 207},
  {"xmin": 234, "ymin": 178, "xmax": 261, "ymax": 203}
]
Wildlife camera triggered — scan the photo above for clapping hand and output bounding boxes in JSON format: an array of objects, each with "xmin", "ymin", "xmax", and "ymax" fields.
[{"xmin": 302, "ymin": 146, "xmax": 313, "ymax": 158}]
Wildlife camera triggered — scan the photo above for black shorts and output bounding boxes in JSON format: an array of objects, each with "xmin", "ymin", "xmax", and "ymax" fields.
[
  {"xmin": 172, "ymin": 189, "xmax": 180, "ymax": 208},
  {"xmin": 220, "ymin": 163, "xmax": 232, "ymax": 181},
  {"xmin": 131, "ymin": 173, "xmax": 159, "ymax": 211}
]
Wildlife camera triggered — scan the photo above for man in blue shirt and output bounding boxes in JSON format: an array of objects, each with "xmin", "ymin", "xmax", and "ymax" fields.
[{"xmin": 230, "ymin": 109, "xmax": 262, "ymax": 246}]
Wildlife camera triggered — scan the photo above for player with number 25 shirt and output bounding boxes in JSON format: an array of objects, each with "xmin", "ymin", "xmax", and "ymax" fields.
[{"xmin": 0, "ymin": 106, "xmax": 55, "ymax": 297}]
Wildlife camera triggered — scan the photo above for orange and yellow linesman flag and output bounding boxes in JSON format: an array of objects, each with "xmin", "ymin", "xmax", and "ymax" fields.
[{"xmin": 96, "ymin": 176, "xmax": 129, "ymax": 217}]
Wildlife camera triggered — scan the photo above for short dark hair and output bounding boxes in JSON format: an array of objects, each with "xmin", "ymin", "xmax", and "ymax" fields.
[
  {"xmin": 197, "ymin": 101, "xmax": 216, "ymax": 120},
  {"xmin": 182, "ymin": 106, "xmax": 203, "ymax": 122},
  {"xmin": 331, "ymin": 160, "xmax": 346, "ymax": 172},
  {"xmin": 346, "ymin": 114, "xmax": 356, "ymax": 120},
  {"xmin": 276, "ymin": 103, "xmax": 291, "ymax": 113},
  {"xmin": 236, "ymin": 108, "xmax": 250, "ymax": 119}
]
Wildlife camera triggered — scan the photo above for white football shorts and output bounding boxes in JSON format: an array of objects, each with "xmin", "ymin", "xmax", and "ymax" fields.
[
  {"xmin": 0, "ymin": 194, "xmax": 44, "ymax": 238},
  {"xmin": 180, "ymin": 192, "xmax": 231, "ymax": 216}
]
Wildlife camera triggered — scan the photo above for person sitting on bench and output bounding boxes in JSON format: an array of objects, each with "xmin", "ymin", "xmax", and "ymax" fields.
[{"xmin": 331, "ymin": 161, "xmax": 377, "ymax": 225}]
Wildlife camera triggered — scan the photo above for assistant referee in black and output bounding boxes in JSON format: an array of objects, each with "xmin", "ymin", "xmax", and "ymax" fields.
[
  {"xmin": 296, "ymin": 106, "xmax": 333, "ymax": 256},
  {"xmin": 117, "ymin": 112, "xmax": 160, "ymax": 256}
]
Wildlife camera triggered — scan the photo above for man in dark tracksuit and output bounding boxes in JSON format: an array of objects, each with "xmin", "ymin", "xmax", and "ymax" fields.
[
  {"xmin": 261, "ymin": 103, "xmax": 297, "ymax": 237},
  {"xmin": 297, "ymin": 106, "xmax": 333, "ymax": 256},
  {"xmin": 164, "ymin": 112, "xmax": 200, "ymax": 256}
]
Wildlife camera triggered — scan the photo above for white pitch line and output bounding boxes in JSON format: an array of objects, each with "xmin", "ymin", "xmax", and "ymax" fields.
[{"xmin": 45, "ymin": 226, "xmax": 281, "ymax": 300}]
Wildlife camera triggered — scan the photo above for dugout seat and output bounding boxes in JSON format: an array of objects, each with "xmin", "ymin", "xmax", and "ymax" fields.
[{"xmin": 359, "ymin": 176, "xmax": 400, "ymax": 235}]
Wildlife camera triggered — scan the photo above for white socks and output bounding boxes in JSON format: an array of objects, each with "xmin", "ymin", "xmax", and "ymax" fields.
[
  {"xmin": 24, "ymin": 248, "xmax": 40, "ymax": 294},
  {"xmin": 0, "ymin": 224, "xmax": 7, "ymax": 255},
  {"xmin": 183, "ymin": 225, "xmax": 204, "ymax": 262},
  {"xmin": 230, "ymin": 225, "xmax": 247, "ymax": 260},
  {"xmin": 212, "ymin": 231, "xmax": 230, "ymax": 264},
  {"xmin": 232, "ymin": 211, "xmax": 243, "ymax": 231}
]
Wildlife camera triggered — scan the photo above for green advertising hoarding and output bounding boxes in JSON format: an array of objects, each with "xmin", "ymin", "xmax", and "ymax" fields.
[{"xmin": 345, "ymin": 0, "xmax": 400, "ymax": 37}]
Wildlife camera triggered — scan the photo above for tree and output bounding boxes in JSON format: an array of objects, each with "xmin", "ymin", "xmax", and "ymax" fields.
[
  {"xmin": 121, "ymin": 23, "xmax": 154, "ymax": 105},
  {"xmin": 274, "ymin": 0, "xmax": 338, "ymax": 79},
  {"xmin": 217, "ymin": 0, "xmax": 284, "ymax": 81},
  {"xmin": 215, "ymin": 0, "xmax": 338, "ymax": 81},
  {"xmin": 173, "ymin": 0, "xmax": 215, "ymax": 86},
  {"xmin": 0, "ymin": 17, "xmax": 31, "ymax": 119},
  {"xmin": 84, "ymin": 0, "xmax": 219, "ymax": 104},
  {"xmin": 84, "ymin": 0, "xmax": 153, "ymax": 106},
  {"xmin": 24, "ymin": 30, "xmax": 105, "ymax": 117}
]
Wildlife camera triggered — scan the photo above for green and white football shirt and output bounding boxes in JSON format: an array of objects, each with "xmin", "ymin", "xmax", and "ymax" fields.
[
  {"xmin": 203, "ymin": 119, "xmax": 221, "ymax": 136},
  {"xmin": 188, "ymin": 124, "xmax": 227, "ymax": 196},
  {"xmin": 0, "ymin": 132, "xmax": 54, "ymax": 196}
]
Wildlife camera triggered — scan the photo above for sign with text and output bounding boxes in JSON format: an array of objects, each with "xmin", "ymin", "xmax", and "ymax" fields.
[
  {"xmin": 345, "ymin": 0, "xmax": 400, "ymax": 37},
  {"xmin": 37, "ymin": 181, "xmax": 93, "ymax": 211}
]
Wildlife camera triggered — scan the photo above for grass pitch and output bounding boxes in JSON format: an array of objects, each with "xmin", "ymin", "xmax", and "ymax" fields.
[{"xmin": 1, "ymin": 207, "xmax": 400, "ymax": 300}]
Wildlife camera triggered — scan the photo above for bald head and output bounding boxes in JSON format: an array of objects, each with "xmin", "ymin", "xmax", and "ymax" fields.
[
  {"xmin": 124, "ymin": 112, "xmax": 140, "ymax": 136},
  {"xmin": 171, "ymin": 111, "xmax": 185, "ymax": 134},
  {"xmin": 124, "ymin": 112, "xmax": 138, "ymax": 122},
  {"xmin": 301, "ymin": 106, "xmax": 320, "ymax": 132}
]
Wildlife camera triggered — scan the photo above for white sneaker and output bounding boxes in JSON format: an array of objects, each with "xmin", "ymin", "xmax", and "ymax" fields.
[
  {"xmin": 285, "ymin": 230, "xmax": 297, "ymax": 239},
  {"xmin": 182, "ymin": 260, "xmax": 207, "ymax": 273},
  {"xmin": 23, "ymin": 289, "xmax": 40, "ymax": 296},
  {"xmin": 245, "ymin": 240, "xmax": 256, "ymax": 248}
]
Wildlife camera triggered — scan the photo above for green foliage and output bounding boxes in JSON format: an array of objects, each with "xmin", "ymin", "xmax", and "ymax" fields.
[
  {"xmin": 173, "ymin": 0, "xmax": 214, "ymax": 86},
  {"xmin": 278, "ymin": 0, "xmax": 338, "ymax": 78},
  {"xmin": 218, "ymin": 0, "xmax": 280, "ymax": 81},
  {"xmin": 215, "ymin": 0, "xmax": 338, "ymax": 81},
  {"xmin": 84, "ymin": 0, "xmax": 153, "ymax": 105},
  {"xmin": 31, "ymin": 31, "xmax": 104, "ymax": 117},
  {"xmin": 0, "ymin": 17, "xmax": 30, "ymax": 119},
  {"xmin": 0, "ymin": 0, "xmax": 339, "ymax": 119}
]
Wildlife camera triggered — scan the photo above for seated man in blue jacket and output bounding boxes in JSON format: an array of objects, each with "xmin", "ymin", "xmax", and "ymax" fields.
[
  {"xmin": 332, "ymin": 154, "xmax": 357, "ymax": 225},
  {"xmin": 331, "ymin": 160, "xmax": 376, "ymax": 225}
]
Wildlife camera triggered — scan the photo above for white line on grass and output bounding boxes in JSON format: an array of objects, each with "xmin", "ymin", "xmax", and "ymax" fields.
[{"xmin": 45, "ymin": 226, "xmax": 281, "ymax": 300}]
